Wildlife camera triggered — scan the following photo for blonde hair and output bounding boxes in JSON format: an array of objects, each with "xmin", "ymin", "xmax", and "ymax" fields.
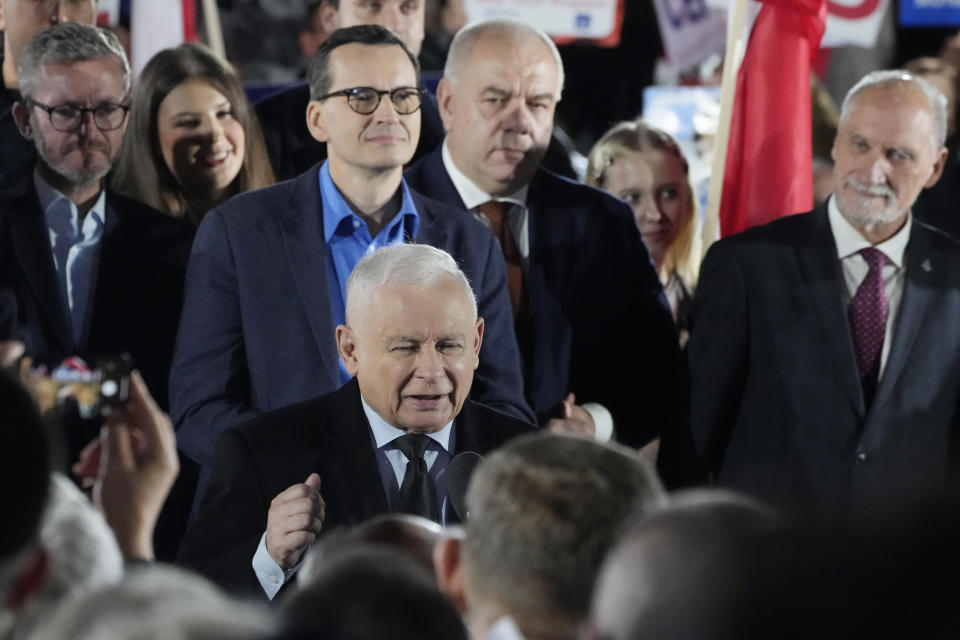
[{"xmin": 587, "ymin": 120, "xmax": 700, "ymax": 288}]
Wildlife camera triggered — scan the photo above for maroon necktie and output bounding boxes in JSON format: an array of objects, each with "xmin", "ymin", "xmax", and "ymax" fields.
[
  {"xmin": 477, "ymin": 200, "xmax": 524, "ymax": 319},
  {"xmin": 848, "ymin": 247, "xmax": 889, "ymax": 402}
]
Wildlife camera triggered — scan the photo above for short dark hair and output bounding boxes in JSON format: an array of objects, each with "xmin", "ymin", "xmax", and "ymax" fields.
[
  {"xmin": 307, "ymin": 24, "xmax": 420, "ymax": 101},
  {"xmin": 0, "ymin": 371, "xmax": 51, "ymax": 562},
  {"xmin": 282, "ymin": 544, "xmax": 468, "ymax": 640}
]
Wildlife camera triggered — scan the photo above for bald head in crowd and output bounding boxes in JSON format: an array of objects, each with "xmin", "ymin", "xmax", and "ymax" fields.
[
  {"xmin": 435, "ymin": 433, "xmax": 665, "ymax": 640},
  {"xmin": 585, "ymin": 490, "xmax": 781, "ymax": 640}
]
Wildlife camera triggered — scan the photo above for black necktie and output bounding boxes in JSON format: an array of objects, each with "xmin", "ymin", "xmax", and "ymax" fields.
[{"xmin": 393, "ymin": 434, "xmax": 439, "ymax": 521}]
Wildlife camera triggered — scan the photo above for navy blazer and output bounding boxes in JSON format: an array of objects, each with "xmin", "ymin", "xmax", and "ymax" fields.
[
  {"xmin": 177, "ymin": 377, "xmax": 536, "ymax": 595},
  {"xmin": 170, "ymin": 166, "xmax": 532, "ymax": 472},
  {"xmin": 680, "ymin": 206, "xmax": 960, "ymax": 516},
  {"xmin": 0, "ymin": 176, "xmax": 192, "ymax": 410},
  {"xmin": 405, "ymin": 150, "xmax": 683, "ymax": 447}
]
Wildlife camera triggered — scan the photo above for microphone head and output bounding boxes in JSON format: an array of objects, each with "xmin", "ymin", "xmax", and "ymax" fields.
[{"xmin": 447, "ymin": 451, "xmax": 483, "ymax": 524}]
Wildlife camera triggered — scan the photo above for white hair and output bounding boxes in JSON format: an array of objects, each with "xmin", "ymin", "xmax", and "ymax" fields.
[
  {"xmin": 28, "ymin": 565, "xmax": 276, "ymax": 640},
  {"xmin": 443, "ymin": 18, "xmax": 565, "ymax": 99},
  {"xmin": 840, "ymin": 69, "xmax": 948, "ymax": 150},
  {"xmin": 1, "ymin": 474, "xmax": 124, "ymax": 639},
  {"xmin": 344, "ymin": 244, "xmax": 477, "ymax": 325}
]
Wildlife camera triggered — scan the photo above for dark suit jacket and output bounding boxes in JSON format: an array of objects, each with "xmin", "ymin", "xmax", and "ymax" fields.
[
  {"xmin": 0, "ymin": 176, "xmax": 193, "ymax": 410},
  {"xmin": 682, "ymin": 205, "xmax": 960, "ymax": 516},
  {"xmin": 170, "ymin": 166, "xmax": 532, "ymax": 473},
  {"xmin": 176, "ymin": 378, "xmax": 535, "ymax": 595},
  {"xmin": 254, "ymin": 82, "xmax": 446, "ymax": 182},
  {"xmin": 405, "ymin": 150, "xmax": 683, "ymax": 447}
]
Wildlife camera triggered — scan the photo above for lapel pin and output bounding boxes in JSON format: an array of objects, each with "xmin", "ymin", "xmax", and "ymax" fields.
[{"xmin": 921, "ymin": 259, "xmax": 932, "ymax": 272}]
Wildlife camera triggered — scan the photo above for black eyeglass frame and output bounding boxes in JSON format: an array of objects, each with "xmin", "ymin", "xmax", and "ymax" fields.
[
  {"xmin": 26, "ymin": 99, "xmax": 130, "ymax": 132},
  {"xmin": 314, "ymin": 86, "xmax": 426, "ymax": 115}
]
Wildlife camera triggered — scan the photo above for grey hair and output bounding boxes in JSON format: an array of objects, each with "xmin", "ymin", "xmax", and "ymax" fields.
[
  {"xmin": 443, "ymin": 18, "xmax": 565, "ymax": 99},
  {"xmin": 345, "ymin": 244, "xmax": 477, "ymax": 324},
  {"xmin": 840, "ymin": 69, "xmax": 948, "ymax": 150},
  {"xmin": 462, "ymin": 433, "xmax": 666, "ymax": 638},
  {"xmin": 17, "ymin": 23, "xmax": 131, "ymax": 100},
  {"xmin": 29, "ymin": 565, "xmax": 276, "ymax": 640}
]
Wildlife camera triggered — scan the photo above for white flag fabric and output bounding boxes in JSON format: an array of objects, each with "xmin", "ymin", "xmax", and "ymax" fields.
[
  {"xmin": 821, "ymin": 0, "xmax": 890, "ymax": 48},
  {"xmin": 131, "ymin": 0, "xmax": 186, "ymax": 78}
]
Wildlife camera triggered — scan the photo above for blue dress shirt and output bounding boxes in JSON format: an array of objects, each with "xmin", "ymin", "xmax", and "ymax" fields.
[
  {"xmin": 319, "ymin": 161, "xmax": 420, "ymax": 383},
  {"xmin": 36, "ymin": 170, "xmax": 106, "ymax": 347}
]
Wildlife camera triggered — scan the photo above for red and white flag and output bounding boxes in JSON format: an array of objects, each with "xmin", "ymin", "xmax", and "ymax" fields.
[
  {"xmin": 130, "ymin": 0, "xmax": 197, "ymax": 78},
  {"xmin": 717, "ymin": 0, "xmax": 827, "ymax": 237}
]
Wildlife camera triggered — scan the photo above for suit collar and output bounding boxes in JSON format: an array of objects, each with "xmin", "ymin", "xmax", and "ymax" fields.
[
  {"xmin": 453, "ymin": 399, "xmax": 496, "ymax": 454},
  {"xmin": 5, "ymin": 174, "xmax": 73, "ymax": 350},
  {"xmin": 868, "ymin": 222, "xmax": 937, "ymax": 425},
  {"xmin": 277, "ymin": 166, "xmax": 341, "ymax": 391},
  {"xmin": 793, "ymin": 204, "xmax": 865, "ymax": 417}
]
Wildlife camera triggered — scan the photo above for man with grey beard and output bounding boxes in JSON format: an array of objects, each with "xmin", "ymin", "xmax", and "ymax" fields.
[
  {"xmin": 669, "ymin": 70, "xmax": 960, "ymax": 520},
  {"xmin": 0, "ymin": 23, "xmax": 192, "ymax": 414}
]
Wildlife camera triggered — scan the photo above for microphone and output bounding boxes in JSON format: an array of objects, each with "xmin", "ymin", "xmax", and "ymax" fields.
[{"xmin": 447, "ymin": 451, "xmax": 483, "ymax": 524}]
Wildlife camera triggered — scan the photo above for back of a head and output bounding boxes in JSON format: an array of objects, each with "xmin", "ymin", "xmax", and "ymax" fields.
[
  {"xmin": 283, "ymin": 544, "xmax": 467, "ymax": 640},
  {"xmin": 463, "ymin": 433, "xmax": 665, "ymax": 638},
  {"xmin": 589, "ymin": 489, "xmax": 782, "ymax": 640},
  {"xmin": 29, "ymin": 565, "xmax": 276, "ymax": 640},
  {"xmin": 298, "ymin": 514, "xmax": 445, "ymax": 586},
  {"xmin": 16, "ymin": 22, "xmax": 130, "ymax": 100},
  {"xmin": 0, "ymin": 371, "xmax": 50, "ymax": 594}
]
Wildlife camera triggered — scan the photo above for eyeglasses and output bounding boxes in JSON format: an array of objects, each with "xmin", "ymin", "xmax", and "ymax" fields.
[
  {"xmin": 27, "ymin": 99, "xmax": 130, "ymax": 132},
  {"xmin": 315, "ymin": 86, "xmax": 425, "ymax": 115}
]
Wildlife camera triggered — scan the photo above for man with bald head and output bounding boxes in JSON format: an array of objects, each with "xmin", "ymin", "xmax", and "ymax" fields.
[
  {"xmin": 406, "ymin": 19, "xmax": 682, "ymax": 449},
  {"xmin": 676, "ymin": 70, "xmax": 960, "ymax": 518},
  {"xmin": 177, "ymin": 243, "xmax": 534, "ymax": 599},
  {"xmin": 0, "ymin": 0, "xmax": 97, "ymax": 189}
]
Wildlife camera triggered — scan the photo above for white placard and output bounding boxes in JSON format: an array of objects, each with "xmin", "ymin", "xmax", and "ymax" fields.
[
  {"xmin": 821, "ymin": 0, "xmax": 889, "ymax": 48},
  {"xmin": 653, "ymin": 0, "xmax": 727, "ymax": 70},
  {"xmin": 463, "ymin": 0, "xmax": 619, "ymax": 40}
]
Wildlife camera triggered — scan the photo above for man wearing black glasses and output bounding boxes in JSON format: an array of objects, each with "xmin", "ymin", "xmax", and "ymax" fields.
[
  {"xmin": 171, "ymin": 25, "xmax": 532, "ymax": 509},
  {"xmin": 0, "ymin": 22, "xmax": 192, "ymax": 412}
]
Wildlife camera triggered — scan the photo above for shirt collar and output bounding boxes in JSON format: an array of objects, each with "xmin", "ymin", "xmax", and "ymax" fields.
[
  {"xmin": 319, "ymin": 160, "xmax": 420, "ymax": 242},
  {"xmin": 827, "ymin": 195, "xmax": 911, "ymax": 269},
  {"xmin": 360, "ymin": 393, "xmax": 453, "ymax": 452},
  {"xmin": 35, "ymin": 168, "xmax": 107, "ymax": 231},
  {"xmin": 441, "ymin": 138, "xmax": 528, "ymax": 211}
]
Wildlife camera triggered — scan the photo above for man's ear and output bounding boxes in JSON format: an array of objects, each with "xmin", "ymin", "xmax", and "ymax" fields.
[
  {"xmin": 925, "ymin": 146, "xmax": 949, "ymax": 188},
  {"xmin": 306, "ymin": 100, "xmax": 329, "ymax": 143},
  {"xmin": 472, "ymin": 317, "xmax": 484, "ymax": 370},
  {"xmin": 319, "ymin": 1, "xmax": 339, "ymax": 35},
  {"xmin": 335, "ymin": 325, "xmax": 359, "ymax": 376},
  {"xmin": 12, "ymin": 101, "xmax": 33, "ymax": 140},
  {"xmin": 433, "ymin": 536, "xmax": 469, "ymax": 614},
  {"xmin": 436, "ymin": 78, "xmax": 454, "ymax": 134}
]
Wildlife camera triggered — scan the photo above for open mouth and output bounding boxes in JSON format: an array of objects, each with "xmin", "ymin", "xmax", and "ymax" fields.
[
  {"xmin": 403, "ymin": 393, "xmax": 450, "ymax": 409},
  {"xmin": 199, "ymin": 150, "xmax": 230, "ymax": 167}
]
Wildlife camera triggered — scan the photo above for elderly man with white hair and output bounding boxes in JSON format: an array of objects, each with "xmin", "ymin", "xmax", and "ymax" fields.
[
  {"xmin": 178, "ymin": 243, "xmax": 535, "ymax": 600},
  {"xmin": 673, "ymin": 69, "xmax": 960, "ymax": 519}
]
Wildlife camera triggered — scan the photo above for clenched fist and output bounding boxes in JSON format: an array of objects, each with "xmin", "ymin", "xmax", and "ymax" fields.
[{"xmin": 266, "ymin": 473, "xmax": 325, "ymax": 569}]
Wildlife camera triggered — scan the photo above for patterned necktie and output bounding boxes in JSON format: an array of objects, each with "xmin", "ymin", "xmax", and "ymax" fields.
[
  {"xmin": 393, "ymin": 433, "xmax": 439, "ymax": 522},
  {"xmin": 477, "ymin": 200, "xmax": 524, "ymax": 319},
  {"xmin": 848, "ymin": 247, "xmax": 889, "ymax": 403}
]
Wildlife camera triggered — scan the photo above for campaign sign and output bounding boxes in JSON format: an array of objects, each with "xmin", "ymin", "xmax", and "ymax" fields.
[
  {"xmin": 652, "ymin": 0, "xmax": 726, "ymax": 70},
  {"xmin": 464, "ymin": 0, "xmax": 619, "ymax": 40},
  {"xmin": 899, "ymin": 0, "xmax": 960, "ymax": 27}
]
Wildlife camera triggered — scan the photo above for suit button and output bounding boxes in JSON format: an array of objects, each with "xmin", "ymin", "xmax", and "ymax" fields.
[{"xmin": 855, "ymin": 452, "xmax": 868, "ymax": 464}]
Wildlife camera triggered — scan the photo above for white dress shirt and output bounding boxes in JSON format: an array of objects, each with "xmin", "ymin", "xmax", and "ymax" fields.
[
  {"xmin": 827, "ymin": 196, "xmax": 910, "ymax": 379},
  {"xmin": 36, "ymin": 170, "xmax": 106, "ymax": 346},
  {"xmin": 252, "ymin": 398, "xmax": 455, "ymax": 600},
  {"xmin": 440, "ymin": 140, "xmax": 614, "ymax": 442}
]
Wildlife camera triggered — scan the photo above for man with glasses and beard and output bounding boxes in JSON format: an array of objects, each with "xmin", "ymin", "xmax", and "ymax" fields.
[{"xmin": 0, "ymin": 22, "xmax": 192, "ymax": 412}]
